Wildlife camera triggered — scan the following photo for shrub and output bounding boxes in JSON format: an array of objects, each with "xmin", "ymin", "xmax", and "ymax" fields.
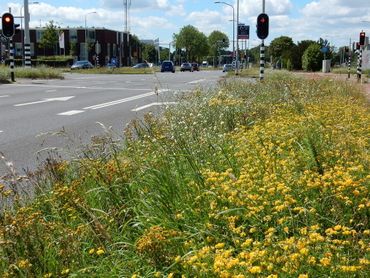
[{"xmin": 302, "ymin": 43, "xmax": 324, "ymax": 71}]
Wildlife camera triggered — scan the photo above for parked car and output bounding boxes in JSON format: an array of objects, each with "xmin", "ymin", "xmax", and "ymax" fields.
[
  {"xmin": 180, "ymin": 62, "xmax": 193, "ymax": 72},
  {"xmin": 71, "ymin": 60, "xmax": 93, "ymax": 70},
  {"xmin": 161, "ymin": 60, "xmax": 175, "ymax": 73},
  {"xmin": 132, "ymin": 62, "xmax": 149, "ymax": 68},
  {"xmin": 106, "ymin": 62, "xmax": 117, "ymax": 69},
  {"xmin": 192, "ymin": 63, "xmax": 199, "ymax": 71},
  {"xmin": 223, "ymin": 64, "xmax": 234, "ymax": 72}
]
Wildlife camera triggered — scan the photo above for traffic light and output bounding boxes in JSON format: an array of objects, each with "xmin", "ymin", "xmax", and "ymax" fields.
[
  {"xmin": 2, "ymin": 12, "xmax": 14, "ymax": 38},
  {"xmin": 359, "ymin": 32, "xmax": 365, "ymax": 46},
  {"xmin": 257, "ymin": 13, "xmax": 269, "ymax": 40}
]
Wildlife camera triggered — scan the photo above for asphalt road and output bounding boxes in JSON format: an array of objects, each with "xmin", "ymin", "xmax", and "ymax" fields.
[{"xmin": 0, "ymin": 70, "xmax": 224, "ymax": 175}]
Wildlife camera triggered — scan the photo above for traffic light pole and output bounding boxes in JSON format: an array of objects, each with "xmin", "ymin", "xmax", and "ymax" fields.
[
  {"xmin": 10, "ymin": 37, "xmax": 15, "ymax": 82},
  {"xmin": 24, "ymin": 0, "xmax": 31, "ymax": 68},
  {"xmin": 259, "ymin": 0, "xmax": 266, "ymax": 81}
]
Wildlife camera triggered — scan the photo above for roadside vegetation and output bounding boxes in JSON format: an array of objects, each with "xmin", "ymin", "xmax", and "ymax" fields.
[
  {"xmin": 0, "ymin": 72, "xmax": 369, "ymax": 277},
  {"xmin": 0, "ymin": 65, "xmax": 64, "ymax": 82}
]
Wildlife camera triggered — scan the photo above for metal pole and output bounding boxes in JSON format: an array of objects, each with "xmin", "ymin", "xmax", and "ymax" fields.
[
  {"xmin": 348, "ymin": 38, "xmax": 351, "ymax": 79},
  {"xmin": 84, "ymin": 15, "xmax": 87, "ymax": 61},
  {"xmin": 260, "ymin": 0, "xmax": 266, "ymax": 81},
  {"xmin": 24, "ymin": 0, "xmax": 31, "ymax": 68},
  {"xmin": 236, "ymin": 0, "xmax": 239, "ymax": 75}
]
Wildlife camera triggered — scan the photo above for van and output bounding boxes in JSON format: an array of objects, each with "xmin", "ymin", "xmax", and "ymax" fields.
[{"xmin": 202, "ymin": 61, "xmax": 208, "ymax": 67}]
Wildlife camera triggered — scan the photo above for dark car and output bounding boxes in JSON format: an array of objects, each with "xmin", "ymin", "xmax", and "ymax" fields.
[
  {"xmin": 180, "ymin": 62, "xmax": 193, "ymax": 72},
  {"xmin": 161, "ymin": 60, "xmax": 175, "ymax": 73},
  {"xmin": 106, "ymin": 62, "xmax": 117, "ymax": 69},
  {"xmin": 191, "ymin": 63, "xmax": 199, "ymax": 71},
  {"xmin": 71, "ymin": 60, "xmax": 94, "ymax": 70},
  {"xmin": 132, "ymin": 63, "xmax": 149, "ymax": 68}
]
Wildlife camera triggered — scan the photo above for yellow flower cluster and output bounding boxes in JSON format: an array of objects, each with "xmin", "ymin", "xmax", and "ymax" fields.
[{"xmin": 181, "ymin": 95, "xmax": 369, "ymax": 276}]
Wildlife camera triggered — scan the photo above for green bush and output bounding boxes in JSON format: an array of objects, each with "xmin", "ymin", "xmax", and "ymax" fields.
[{"xmin": 302, "ymin": 43, "xmax": 324, "ymax": 71}]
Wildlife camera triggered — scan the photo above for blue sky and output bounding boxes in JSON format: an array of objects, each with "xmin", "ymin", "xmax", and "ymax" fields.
[{"xmin": 2, "ymin": 0, "xmax": 370, "ymax": 48}]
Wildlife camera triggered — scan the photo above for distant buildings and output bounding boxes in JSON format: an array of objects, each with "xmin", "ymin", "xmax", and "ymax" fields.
[{"xmin": 0, "ymin": 27, "xmax": 143, "ymax": 66}]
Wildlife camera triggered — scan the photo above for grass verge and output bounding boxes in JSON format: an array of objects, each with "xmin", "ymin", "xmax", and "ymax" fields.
[
  {"xmin": 0, "ymin": 72, "xmax": 369, "ymax": 277},
  {"xmin": 0, "ymin": 65, "xmax": 64, "ymax": 81}
]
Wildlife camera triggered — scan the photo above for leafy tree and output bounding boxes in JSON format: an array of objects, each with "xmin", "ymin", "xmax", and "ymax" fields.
[
  {"xmin": 302, "ymin": 43, "xmax": 323, "ymax": 71},
  {"xmin": 38, "ymin": 20, "xmax": 59, "ymax": 55},
  {"xmin": 174, "ymin": 25, "xmax": 209, "ymax": 61},
  {"xmin": 208, "ymin": 31, "xmax": 229, "ymax": 61},
  {"xmin": 269, "ymin": 36, "xmax": 295, "ymax": 68},
  {"xmin": 142, "ymin": 44, "xmax": 156, "ymax": 63},
  {"xmin": 292, "ymin": 40, "xmax": 317, "ymax": 69}
]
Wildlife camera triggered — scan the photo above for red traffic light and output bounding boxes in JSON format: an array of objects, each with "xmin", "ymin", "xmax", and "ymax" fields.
[
  {"xmin": 359, "ymin": 31, "xmax": 366, "ymax": 46},
  {"xmin": 257, "ymin": 13, "xmax": 269, "ymax": 40},
  {"xmin": 2, "ymin": 12, "xmax": 15, "ymax": 38}
]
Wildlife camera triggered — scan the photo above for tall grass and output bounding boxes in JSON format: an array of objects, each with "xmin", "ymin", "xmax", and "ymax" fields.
[
  {"xmin": 0, "ymin": 65, "xmax": 64, "ymax": 81},
  {"xmin": 0, "ymin": 72, "xmax": 369, "ymax": 277}
]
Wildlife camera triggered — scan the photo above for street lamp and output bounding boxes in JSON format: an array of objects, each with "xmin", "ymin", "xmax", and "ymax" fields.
[
  {"xmin": 84, "ymin": 11, "xmax": 96, "ymax": 61},
  {"xmin": 214, "ymin": 1, "xmax": 235, "ymax": 64}
]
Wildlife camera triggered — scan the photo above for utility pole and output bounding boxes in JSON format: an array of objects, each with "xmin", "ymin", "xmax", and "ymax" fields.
[
  {"xmin": 24, "ymin": 0, "xmax": 31, "ymax": 68},
  {"xmin": 236, "ymin": 0, "xmax": 239, "ymax": 75}
]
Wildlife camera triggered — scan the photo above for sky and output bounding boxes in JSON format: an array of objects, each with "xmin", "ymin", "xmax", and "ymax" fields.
[{"xmin": 2, "ymin": 0, "xmax": 370, "ymax": 49}]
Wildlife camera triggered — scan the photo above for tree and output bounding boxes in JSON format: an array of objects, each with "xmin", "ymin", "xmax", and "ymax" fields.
[
  {"xmin": 174, "ymin": 25, "xmax": 209, "ymax": 61},
  {"xmin": 269, "ymin": 36, "xmax": 295, "ymax": 68},
  {"xmin": 302, "ymin": 43, "xmax": 323, "ymax": 71},
  {"xmin": 208, "ymin": 30, "xmax": 229, "ymax": 61},
  {"xmin": 142, "ymin": 44, "xmax": 156, "ymax": 63},
  {"xmin": 38, "ymin": 20, "xmax": 59, "ymax": 55},
  {"xmin": 292, "ymin": 40, "xmax": 317, "ymax": 70}
]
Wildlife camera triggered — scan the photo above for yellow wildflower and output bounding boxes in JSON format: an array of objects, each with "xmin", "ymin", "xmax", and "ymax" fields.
[
  {"xmin": 249, "ymin": 266, "xmax": 262, "ymax": 273},
  {"xmin": 215, "ymin": 242, "xmax": 225, "ymax": 249}
]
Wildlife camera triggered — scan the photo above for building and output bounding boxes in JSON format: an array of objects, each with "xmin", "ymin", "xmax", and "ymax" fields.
[{"xmin": 1, "ymin": 27, "xmax": 142, "ymax": 66}]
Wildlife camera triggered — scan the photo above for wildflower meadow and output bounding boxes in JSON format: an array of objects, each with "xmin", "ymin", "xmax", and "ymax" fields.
[{"xmin": 0, "ymin": 72, "xmax": 369, "ymax": 277}]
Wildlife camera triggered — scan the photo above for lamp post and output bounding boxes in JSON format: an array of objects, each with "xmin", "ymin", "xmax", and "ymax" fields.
[
  {"xmin": 84, "ymin": 11, "xmax": 96, "ymax": 61},
  {"xmin": 214, "ymin": 1, "xmax": 235, "ymax": 64}
]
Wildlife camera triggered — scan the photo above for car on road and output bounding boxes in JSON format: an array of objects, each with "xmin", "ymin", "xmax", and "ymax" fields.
[
  {"xmin": 106, "ymin": 62, "xmax": 117, "ymax": 69},
  {"xmin": 223, "ymin": 64, "xmax": 234, "ymax": 72},
  {"xmin": 132, "ymin": 62, "xmax": 150, "ymax": 68},
  {"xmin": 192, "ymin": 63, "xmax": 199, "ymax": 71},
  {"xmin": 71, "ymin": 60, "xmax": 94, "ymax": 70},
  {"xmin": 180, "ymin": 62, "xmax": 193, "ymax": 72},
  {"xmin": 161, "ymin": 60, "xmax": 175, "ymax": 73}
]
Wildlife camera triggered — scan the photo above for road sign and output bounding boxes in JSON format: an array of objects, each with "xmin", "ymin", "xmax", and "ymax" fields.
[{"xmin": 238, "ymin": 24, "xmax": 249, "ymax": 40}]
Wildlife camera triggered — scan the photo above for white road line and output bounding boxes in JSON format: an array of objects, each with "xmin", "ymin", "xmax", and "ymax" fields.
[
  {"xmin": 0, "ymin": 95, "xmax": 9, "ymax": 98},
  {"xmin": 8, "ymin": 84, "xmax": 151, "ymax": 91},
  {"xmin": 0, "ymin": 130, "xmax": 3, "ymax": 133},
  {"xmin": 57, "ymin": 89, "xmax": 171, "ymax": 116},
  {"xmin": 188, "ymin": 79, "xmax": 206, "ymax": 84},
  {"xmin": 14, "ymin": 96, "xmax": 75, "ymax": 107},
  {"xmin": 58, "ymin": 110, "xmax": 85, "ymax": 116},
  {"xmin": 45, "ymin": 89, "xmax": 57, "ymax": 93},
  {"xmin": 83, "ymin": 92, "xmax": 156, "ymax": 110},
  {"xmin": 131, "ymin": 102, "xmax": 177, "ymax": 112}
]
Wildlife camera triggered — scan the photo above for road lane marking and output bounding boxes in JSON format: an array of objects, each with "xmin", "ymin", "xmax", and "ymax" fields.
[
  {"xmin": 83, "ymin": 90, "xmax": 169, "ymax": 110},
  {"xmin": 57, "ymin": 89, "xmax": 171, "ymax": 116},
  {"xmin": 58, "ymin": 110, "xmax": 85, "ymax": 116},
  {"xmin": 188, "ymin": 79, "xmax": 206, "ymax": 84},
  {"xmin": 0, "ymin": 130, "xmax": 3, "ymax": 133},
  {"xmin": 131, "ymin": 102, "xmax": 177, "ymax": 112},
  {"xmin": 8, "ymin": 84, "xmax": 151, "ymax": 91},
  {"xmin": 45, "ymin": 89, "xmax": 57, "ymax": 93},
  {"xmin": 14, "ymin": 96, "xmax": 75, "ymax": 107},
  {"xmin": 0, "ymin": 95, "xmax": 9, "ymax": 98}
]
